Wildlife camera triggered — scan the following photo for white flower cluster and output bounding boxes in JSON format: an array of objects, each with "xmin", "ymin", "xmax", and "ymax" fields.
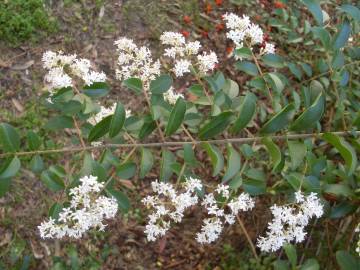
[
  {"xmin": 356, "ymin": 223, "xmax": 360, "ymax": 256},
  {"xmin": 257, "ymin": 191, "xmax": 324, "ymax": 252},
  {"xmin": 163, "ymin": 87, "xmax": 184, "ymax": 105},
  {"xmin": 160, "ymin": 32, "xmax": 218, "ymax": 77},
  {"xmin": 42, "ymin": 51, "xmax": 106, "ymax": 95},
  {"xmin": 196, "ymin": 184, "xmax": 255, "ymax": 244},
  {"xmin": 223, "ymin": 13, "xmax": 275, "ymax": 55},
  {"xmin": 114, "ymin": 37, "xmax": 161, "ymax": 89},
  {"xmin": 38, "ymin": 175, "xmax": 118, "ymax": 239},
  {"xmin": 88, "ymin": 104, "xmax": 132, "ymax": 125},
  {"xmin": 142, "ymin": 177, "xmax": 203, "ymax": 241}
]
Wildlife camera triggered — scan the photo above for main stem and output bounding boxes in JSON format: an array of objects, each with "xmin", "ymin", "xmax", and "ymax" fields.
[
  {"xmin": 236, "ymin": 214, "xmax": 260, "ymax": 262},
  {"xmin": 1, "ymin": 131, "xmax": 358, "ymax": 158}
]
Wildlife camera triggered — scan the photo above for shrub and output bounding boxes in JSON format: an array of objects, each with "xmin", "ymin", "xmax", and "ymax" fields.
[{"xmin": 0, "ymin": 0, "xmax": 57, "ymax": 46}]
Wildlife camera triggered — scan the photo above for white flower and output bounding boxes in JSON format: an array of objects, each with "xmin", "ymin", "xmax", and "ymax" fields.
[
  {"xmin": 142, "ymin": 177, "xmax": 202, "ymax": 241},
  {"xmin": 38, "ymin": 175, "xmax": 118, "ymax": 239},
  {"xmin": 115, "ymin": 37, "xmax": 160, "ymax": 90},
  {"xmin": 185, "ymin": 41, "xmax": 202, "ymax": 55},
  {"xmin": 355, "ymin": 223, "xmax": 360, "ymax": 256},
  {"xmin": 247, "ymin": 23, "xmax": 263, "ymax": 45},
  {"xmin": 88, "ymin": 104, "xmax": 116, "ymax": 125},
  {"xmin": 260, "ymin": 43, "xmax": 275, "ymax": 55},
  {"xmin": 125, "ymin": 109, "xmax": 132, "ymax": 118},
  {"xmin": 163, "ymin": 87, "xmax": 184, "ymax": 105},
  {"xmin": 174, "ymin": 59, "xmax": 191, "ymax": 77},
  {"xmin": 160, "ymin": 32, "xmax": 185, "ymax": 47},
  {"xmin": 196, "ymin": 184, "xmax": 255, "ymax": 244},
  {"xmin": 197, "ymin": 52, "xmax": 218, "ymax": 74},
  {"xmin": 42, "ymin": 51, "xmax": 106, "ymax": 94},
  {"xmin": 256, "ymin": 191, "xmax": 323, "ymax": 252}
]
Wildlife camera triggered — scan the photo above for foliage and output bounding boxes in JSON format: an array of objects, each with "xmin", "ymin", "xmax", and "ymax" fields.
[
  {"xmin": 0, "ymin": 0, "xmax": 57, "ymax": 46},
  {"xmin": 0, "ymin": 0, "xmax": 360, "ymax": 268}
]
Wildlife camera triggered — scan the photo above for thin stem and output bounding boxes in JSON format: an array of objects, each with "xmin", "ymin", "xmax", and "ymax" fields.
[
  {"xmin": 195, "ymin": 74, "xmax": 212, "ymax": 104},
  {"xmin": 72, "ymin": 117, "xmax": 86, "ymax": 149},
  {"xmin": 250, "ymin": 49, "xmax": 273, "ymax": 103},
  {"xmin": 181, "ymin": 124, "xmax": 196, "ymax": 144},
  {"xmin": 236, "ymin": 214, "xmax": 260, "ymax": 262},
  {"xmin": 1, "ymin": 130, "xmax": 358, "ymax": 158},
  {"xmin": 143, "ymin": 88, "xmax": 165, "ymax": 142},
  {"xmin": 176, "ymin": 163, "xmax": 186, "ymax": 187}
]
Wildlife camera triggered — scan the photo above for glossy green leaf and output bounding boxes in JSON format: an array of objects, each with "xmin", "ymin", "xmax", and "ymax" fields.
[
  {"xmin": 0, "ymin": 123, "xmax": 20, "ymax": 152},
  {"xmin": 303, "ymin": 0, "xmax": 323, "ymax": 26},
  {"xmin": 183, "ymin": 144, "xmax": 197, "ymax": 165},
  {"xmin": 150, "ymin": 74, "xmax": 173, "ymax": 94},
  {"xmin": 340, "ymin": 4, "xmax": 360, "ymax": 22},
  {"xmin": 40, "ymin": 170, "xmax": 65, "ymax": 192},
  {"xmin": 329, "ymin": 202, "xmax": 357, "ymax": 219},
  {"xmin": 336, "ymin": 250, "xmax": 360, "ymax": 270},
  {"xmin": 333, "ymin": 20, "xmax": 351, "ymax": 50},
  {"xmin": 312, "ymin": 27, "xmax": 331, "ymax": 49},
  {"xmin": 290, "ymin": 91, "xmax": 325, "ymax": 131},
  {"xmin": 235, "ymin": 61, "xmax": 259, "ymax": 76},
  {"xmin": 261, "ymin": 54, "xmax": 285, "ymax": 68},
  {"xmin": 49, "ymin": 202, "xmax": 63, "ymax": 220},
  {"xmin": 260, "ymin": 103, "xmax": 295, "ymax": 134},
  {"xmin": 323, "ymin": 184, "xmax": 353, "ymax": 198},
  {"xmin": 116, "ymin": 162, "xmax": 136, "ymax": 179},
  {"xmin": 262, "ymin": 137, "xmax": 284, "ymax": 172},
  {"xmin": 165, "ymin": 98, "xmax": 186, "ymax": 136},
  {"xmin": 232, "ymin": 92, "xmax": 257, "ymax": 133},
  {"xmin": 205, "ymin": 72, "xmax": 226, "ymax": 93},
  {"xmin": 202, "ymin": 142, "xmax": 224, "ymax": 177},
  {"xmin": 122, "ymin": 77, "xmax": 143, "ymax": 94},
  {"xmin": 88, "ymin": 115, "xmax": 112, "ymax": 142},
  {"xmin": 222, "ymin": 145, "xmax": 241, "ymax": 183},
  {"xmin": 222, "ymin": 79, "xmax": 239, "ymax": 99},
  {"xmin": 300, "ymin": 259, "xmax": 320, "ymax": 270},
  {"xmin": 323, "ymin": 133, "xmax": 357, "ymax": 175},
  {"xmin": 266, "ymin": 73, "xmax": 285, "ymax": 93},
  {"xmin": 284, "ymin": 244, "xmax": 297, "ymax": 268},
  {"xmin": 199, "ymin": 111, "xmax": 233, "ymax": 140},
  {"xmin": 30, "ymin": 155, "xmax": 44, "ymax": 173},
  {"xmin": 83, "ymin": 82, "xmax": 109, "ymax": 98},
  {"xmin": 138, "ymin": 120, "xmax": 157, "ymax": 140},
  {"xmin": 139, "ymin": 148, "xmax": 154, "ymax": 179},
  {"xmin": 45, "ymin": 116, "xmax": 74, "ymax": 131},
  {"xmin": 109, "ymin": 103, "xmax": 126, "ymax": 138},
  {"xmin": 107, "ymin": 188, "xmax": 130, "ymax": 213},
  {"xmin": 160, "ymin": 150, "xmax": 175, "ymax": 182},
  {"xmin": 26, "ymin": 131, "xmax": 41, "ymax": 151},
  {"xmin": 0, "ymin": 157, "xmax": 21, "ymax": 179},
  {"xmin": 288, "ymin": 141, "xmax": 307, "ymax": 169}
]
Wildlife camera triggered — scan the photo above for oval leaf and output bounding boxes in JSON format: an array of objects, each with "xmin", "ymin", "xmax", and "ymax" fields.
[
  {"xmin": 88, "ymin": 115, "xmax": 112, "ymax": 142},
  {"xmin": 260, "ymin": 103, "xmax": 295, "ymax": 134},
  {"xmin": 262, "ymin": 137, "xmax": 284, "ymax": 172},
  {"xmin": 199, "ymin": 111, "xmax": 233, "ymax": 140},
  {"xmin": 232, "ymin": 92, "xmax": 257, "ymax": 133},
  {"xmin": 150, "ymin": 74, "xmax": 173, "ymax": 94},
  {"xmin": 202, "ymin": 142, "xmax": 224, "ymax": 177},
  {"xmin": 0, "ymin": 123, "xmax": 20, "ymax": 152},
  {"xmin": 109, "ymin": 103, "xmax": 126, "ymax": 138},
  {"xmin": 165, "ymin": 98, "xmax": 187, "ymax": 136},
  {"xmin": 222, "ymin": 145, "xmax": 241, "ymax": 183}
]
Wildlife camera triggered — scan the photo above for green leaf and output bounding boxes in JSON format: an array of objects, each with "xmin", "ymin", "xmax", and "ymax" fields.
[
  {"xmin": 165, "ymin": 98, "xmax": 186, "ymax": 136},
  {"xmin": 261, "ymin": 54, "xmax": 285, "ymax": 68},
  {"xmin": 284, "ymin": 244, "xmax": 297, "ymax": 268},
  {"xmin": 266, "ymin": 73, "xmax": 285, "ymax": 93},
  {"xmin": 139, "ymin": 148, "xmax": 154, "ymax": 178},
  {"xmin": 150, "ymin": 74, "xmax": 173, "ymax": 94},
  {"xmin": 288, "ymin": 141, "xmax": 307, "ymax": 169},
  {"xmin": 122, "ymin": 78, "xmax": 143, "ymax": 94},
  {"xmin": 287, "ymin": 63, "xmax": 303, "ymax": 80},
  {"xmin": 83, "ymin": 82, "xmax": 109, "ymax": 98},
  {"xmin": 26, "ymin": 131, "xmax": 41, "ymax": 151},
  {"xmin": 330, "ymin": 202, "xmax": 357, "ymax": 219},
  {"xmin": 323, "ymin": 133, "xmax": 357, "ymax": 175},
  {"xmin": 222, "ymin": 145, "xmax": 241, "ymax": 183},
  {"xmin": 107, "ymin": 189, "xmax": 130, "ymax": 213},
  {"xmin": 260, "ymin": 103, "xmax": 295, "ymax": 134},
  {"xmin": 235, "ymin": 61, "xmax": 259, "ymax": 76},
  {"xmin": 234, "ymin": 47, "xmax": 252, "ymax": 59},
  {"xmin": 49, "ymin": 203, "xmax": 63, "ymax": 220},
  {"xmin": 300, "ymin": 259, "xmax": 320, "ymax": 270},
  {"xmin": 183, "ymin": 144, "xmax": 197, "ymax": 165},
  {"xmin": 199, "ymin": 111, "xmax": 233, "ymax": 140},
  {"xmin": 0, "ymin": 178, "xmax": 11, "ymax": 197},
  {"xmin": 138, "ymin": 120, "xmax": 157, "ymax": 140},
  {"xmin": 205, "ymin": 72, "xmax": 226, "ymax": 93},
  {"xmin": 285, "ymin": 173, "xmax": 302, "ymax": 190},
  {"xmin": 202, "ymin": 142, "xmax": 224, "ymax": 177},
  {"xmin": 109, "ymin": 103, "xmax": 126, "ymax": 138},
  {"xmin": 0, "ymin": 157, "xmax": 21, "ymax": 179},
  {"xmin": 116, "ymin": 162, "xmax": 136, "ymax": 179},
  {"xmin": 30, "ymin": 155, "xmax": 44, "ymax": 174},
  {"xmin": 336, "ymin": 250, "xmax": 360, "ymax": 270},
  {"xmin": 303, "ymin": 0, "xmax": 323, "ymax": 26},
  {"xmin": 312, "ymin": 27, "xmax": 331, "ymax": 49},
  {"xmin": 340, "ymin": 4, "xmax": 360, "ymax": 22},
  {"xmin": 88, "ymin": 115, "xmax": 112, "ymax": 142},
  {"xmin": 0, "ymin": 123, "xmax": 20, "ymax": 152},
  {"xmin": 333, "ymin": 20, "xmax": 351, "ymax": 50},
  {"xmin": 232, "ymin": 92, "xmax": 257, "ymax": 133},
  {"xmin": 45, "ymin": 116, "xmax": 74, "ymax": 131},
  {"xmin": 222, "ymin": 79, "xmax": 239, "ymax": 99},
  {"xmin": 262, "ymin": 137, "xmax": 284, "ymax": 172},
  {"xmin": 323, "ymin": 184, "xmax": 353, "ymax": 198},
  {"xmin": 40, "ymin": 170, "xmax": 65, "ymax": 192},
  {"xmin": 160, "ymin": 150, "xmax": 175, "ymax": 182},
  {"xmin": 290, "ymin": 91, "xmax": 325, "ymax": 131}
]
